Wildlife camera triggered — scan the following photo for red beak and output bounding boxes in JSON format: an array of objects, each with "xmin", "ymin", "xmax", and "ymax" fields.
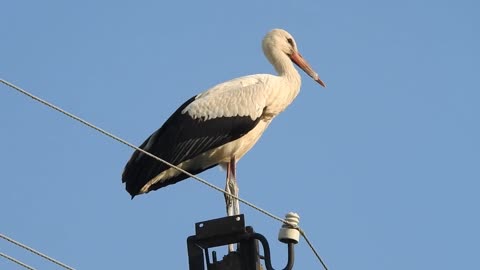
[{"xmin": 290, "ymin": 52, "xmax": 326, "ymax": 87}]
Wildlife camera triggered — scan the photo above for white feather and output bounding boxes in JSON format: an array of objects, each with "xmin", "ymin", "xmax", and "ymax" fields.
[
  {"xmin": 183, "ymin": 75, "xmax": 269, "ymax": 120},
  {"xmin": 183, "ymin": 72, "xmax": 300, "ymax": 121}
]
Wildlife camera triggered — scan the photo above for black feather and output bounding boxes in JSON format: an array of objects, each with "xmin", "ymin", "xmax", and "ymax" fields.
[{"xmin": 122, "ymin": 96, "xmax": 261, "ymax": 197}]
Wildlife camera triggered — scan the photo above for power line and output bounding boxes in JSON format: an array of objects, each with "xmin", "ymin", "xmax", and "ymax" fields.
[
  {"xmin": 1, "ymin": 78, "xmax": 328, "ymax": 270},
  {"xmin": 300, "ymin": 229, "xmax": 329, "ymax": 270},
  {"xmin": 0, "ymin": 252, "xmax": 36, "ymax": 270},
  {"xmin": 0, "ymin": 233, "xmax": 75, "ymax": 270}
]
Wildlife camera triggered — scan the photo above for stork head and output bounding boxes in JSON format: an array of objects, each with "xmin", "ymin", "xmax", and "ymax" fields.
[{"xmin": 262, "ymin": 29, "xmax": 326, "ymax": 87}]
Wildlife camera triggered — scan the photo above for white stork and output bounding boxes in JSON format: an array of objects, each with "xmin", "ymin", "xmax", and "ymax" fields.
[{"xmin": 122, "ymin": 29, "xmax": 325, "ymax": 217}]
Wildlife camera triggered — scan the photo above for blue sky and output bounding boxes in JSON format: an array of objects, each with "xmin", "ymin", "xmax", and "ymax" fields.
[{"xmin": 1, "ymin": 1, "xmax": 478, "ymax": 269}]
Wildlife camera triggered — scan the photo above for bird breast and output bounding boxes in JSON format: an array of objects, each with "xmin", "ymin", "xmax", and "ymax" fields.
[{"xmin": 262, "ymin": 78, "xmax": 301, "ymax": 120}]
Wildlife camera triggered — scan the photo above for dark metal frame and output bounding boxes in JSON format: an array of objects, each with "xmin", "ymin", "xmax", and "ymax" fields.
[{"xmin": 187, "ymin": 215, "xmax": 295, "ymax": 270}]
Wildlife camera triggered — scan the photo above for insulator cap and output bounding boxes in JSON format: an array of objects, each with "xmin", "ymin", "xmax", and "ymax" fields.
[{"xmin": 278, "ymin": 212, "xmax": 300, "ymax": 244}]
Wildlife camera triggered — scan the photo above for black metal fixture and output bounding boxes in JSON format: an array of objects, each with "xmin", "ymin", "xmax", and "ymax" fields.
[{"xmin": 187, "ymin": 214, "xmax": 299, "ymax": 270}]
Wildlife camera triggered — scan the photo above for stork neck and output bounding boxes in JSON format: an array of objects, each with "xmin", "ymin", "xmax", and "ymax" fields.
[{"xmin": 270, "ymin": 51, "xmax": 301, "ymax": 86}]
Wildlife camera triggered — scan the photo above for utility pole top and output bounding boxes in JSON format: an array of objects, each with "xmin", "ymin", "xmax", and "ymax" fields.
[{"xmin": 187, "ymin": 214, "xmax": 299, "ymax": 270}]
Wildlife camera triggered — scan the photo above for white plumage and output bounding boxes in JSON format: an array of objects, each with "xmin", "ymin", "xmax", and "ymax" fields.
[
  {"xmin": 122, "ymin": 29, "xmax": 325, "ymax": 218},
  {"xmin": 184, "ymin": 75, "xmax": 268, "ymax": 120}
]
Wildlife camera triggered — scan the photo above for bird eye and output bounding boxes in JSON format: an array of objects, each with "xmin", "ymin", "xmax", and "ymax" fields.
[{"xmin": 287, "ymin": 38, "xmax": 295, "ymax": 47}]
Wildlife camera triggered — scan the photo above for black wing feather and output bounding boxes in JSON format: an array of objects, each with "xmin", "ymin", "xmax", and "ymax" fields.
[{"xmin": 122, "ymin": 96, "xmax": 261, "ymax": 197}]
